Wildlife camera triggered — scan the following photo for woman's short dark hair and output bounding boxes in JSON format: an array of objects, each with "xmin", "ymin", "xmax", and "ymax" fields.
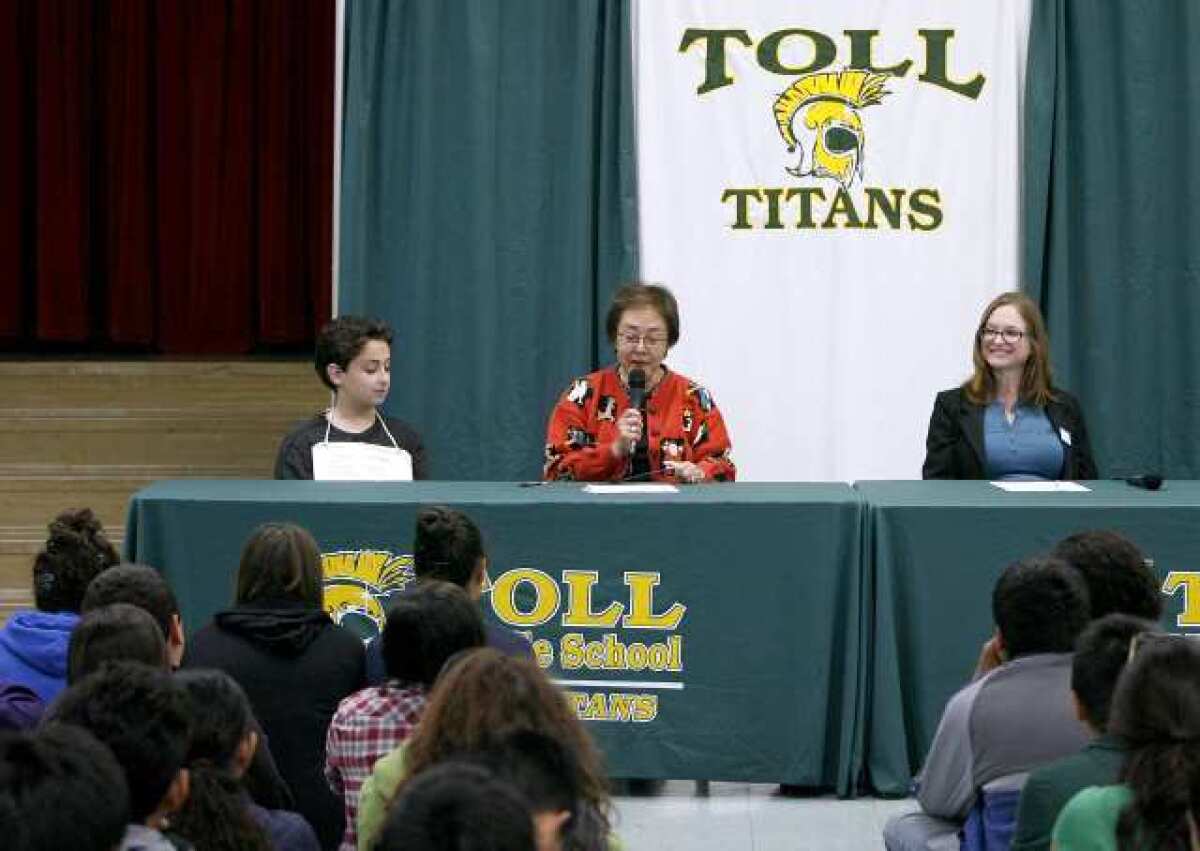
[
  {"xmin": 604, "ymin": 282, "xmax": 680, "ymax": 348},
  {"xmin": 413, "ymin": 506, "xmax": 485, "ymax": 587},
  {"xmin": 1109, "ymin": 636, "xmax": 1200, "ymax": 849},
  {"xmin": 314, "ymin": 315, "xmax": 394, "ymax": 391},
  {"xmin": 235, "ymin": 523, "xmax": 324, "ymax": 609},
  {"xmin": 32, "ymin": 508, "xmax": 120, "ymax": 613},
  {"xmin": 381, "ymin": 581, "xmax": 486, "ymax": 687},
  {"xmin": 67, "ymin": 603, "xmax": 168, "ymax": 684}
]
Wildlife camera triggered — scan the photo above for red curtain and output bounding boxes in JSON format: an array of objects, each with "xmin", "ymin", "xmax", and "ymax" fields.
[{"xmin": 0, "ymin": 0, "xmax": 333, "ymax": 354}]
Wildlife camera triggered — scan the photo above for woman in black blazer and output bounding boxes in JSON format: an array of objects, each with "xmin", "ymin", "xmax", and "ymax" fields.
[{"xmin": 922, "ymin": 292, "xmax": 1097, "ymax": 480}]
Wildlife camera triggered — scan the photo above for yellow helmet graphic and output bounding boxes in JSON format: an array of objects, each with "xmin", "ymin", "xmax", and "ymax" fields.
[
  {"xmin": 773, "ymin": 70, "xmax": 891, "ymax": 188},
  {"xmin": 321, "ymin": 550, "xmax": 416, "ymax": 638}
]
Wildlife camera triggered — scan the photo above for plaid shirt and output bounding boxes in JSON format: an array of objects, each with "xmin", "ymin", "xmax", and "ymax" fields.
[{"xmin": 325, "ymin": 682, "xmax": 427, "ymax": 851}]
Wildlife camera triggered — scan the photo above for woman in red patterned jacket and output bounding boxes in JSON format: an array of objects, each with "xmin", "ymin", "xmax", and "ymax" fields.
[{"xmin": 543, "ymin": 283, "xmax": 735, "ymax": 483}]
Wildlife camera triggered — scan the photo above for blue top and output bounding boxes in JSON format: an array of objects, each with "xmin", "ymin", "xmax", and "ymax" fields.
[
  {"xmin": 0, "ymin": 610, "xmax": 79, "ymax": 702},
  {"xmin": 983, "ymin": 403, "xmax": 1065, "ymax": 481}
]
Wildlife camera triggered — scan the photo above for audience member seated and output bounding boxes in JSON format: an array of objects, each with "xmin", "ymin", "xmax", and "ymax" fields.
[
  {"xmin": 1010, "ymin": 614, "xmax": 1156, "ymax": 851},
  {"xmin": 364, "ymin": 506, "xmax": 532, "ymax": 685},
  {"xmin": 46, "ymin": 661, "xmax": 192, "ymax": 851},
  {"xmin": 0, "ymin": 509, "xmax": 119, "ymax": 701},
  {"xmin": 67, "ymin": 602, "xmax": 168, "ymax": 683},
  {"xmin": 356, "ymin": 648, "xmax": 612, "ymax": 851},
  {"xmin": 0, "ymin": 723, "xmax": 130, "ymax": 851},
  {"xmin": 172, "ymin": 669, "xmax": 319, "ymax": 851},
  {"xmin": 883, "ymin": 556, "xmax": 1092, "ymax": 851},
  {"xmin": 374, "ymin": 762, "xmax": 536, "ymax": 851},
  {"xmin": 1052, "ymin": 530, "xmax": 1162, "ymax": 621},
  {"xmin": 83, "ymin": 561, "xmax": 295, "ymax": 810},
  {"xmin": 83, "ymin": 564, "xmax": 187, "ymax": 668},
  {"xmin": 1052, "ymin": 633, "xmax": 1200, "ymax": 850},
  {"xmin": 0, "ymin": 680, "xmax": 44, "ymax": 731},
  {"xmin": 185, "ymin": 522, "xmax": 365, "ymax": 851},
  {"xmin": 327, "ymin": 581, "xmax": 485, "ymax": 851}
]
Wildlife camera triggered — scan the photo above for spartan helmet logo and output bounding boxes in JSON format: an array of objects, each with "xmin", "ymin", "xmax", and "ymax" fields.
[{"xmin": 773, "ymin": 70, "xmax": 891, "ymax": 188}]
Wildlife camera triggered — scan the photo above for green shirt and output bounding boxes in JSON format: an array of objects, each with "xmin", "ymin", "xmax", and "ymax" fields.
[
  {"xmin": 1052, "ymin": 784, "xmax": 1131, "ymax": 851},
  {"xmin": 1011, "ymin": 735, "xmax": 1125, "ymax": 851}
]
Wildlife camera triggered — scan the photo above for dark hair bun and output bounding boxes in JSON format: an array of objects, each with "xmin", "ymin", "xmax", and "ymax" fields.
[{"xmin": 45, "ymin": 509, "xmax": 114, "ymax": 564}]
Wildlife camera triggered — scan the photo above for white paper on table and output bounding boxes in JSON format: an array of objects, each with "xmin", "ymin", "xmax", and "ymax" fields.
[
  {"xmin": 989, "ymin": 481, "xmax": 1091, "ymax": 493},
  {"xmin": 582, "ymin": 483, "xmax": 680, "ymax": 494}
]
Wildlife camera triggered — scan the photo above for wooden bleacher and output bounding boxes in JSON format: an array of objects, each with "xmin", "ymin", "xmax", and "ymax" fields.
[{"xmin": 0, "ymin": 360, "xmax": 325, "ymax": 621}]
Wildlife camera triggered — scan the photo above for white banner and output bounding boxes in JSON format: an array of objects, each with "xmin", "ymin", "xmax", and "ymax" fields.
[{"xmin": 633, "ymin": 1, "xmax": 1032, "ymax": 481}]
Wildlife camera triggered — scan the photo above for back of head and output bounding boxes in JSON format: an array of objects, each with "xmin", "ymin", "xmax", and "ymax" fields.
[
  {"xmin": 314, "ymin": 315, "xmax": 394, "ymax": 391},
  {"xmin": 235, "ymin": 522, "xmax": 323, "ymax": 608},
  {"xmin": 473, "ymin": 730, "xmax": 580, "ymax": 818},
  {"xmin": 0, "ymin": 724, "xmax": 130, "ymax": 851},
  {"xmin": 382, "ymin": 581, "xmax": 486, "ymax": 686},
  {"xmin": 32, "ymin": 508, "xmax": 120, "ymax": 613},
  {"xmin": 47, "ymin": 661, "xmax": 190, "ymax": 823},
  {"xmin": 1053, "ymin": 530, "xmax": 1162, "ymax": 620},
  {"xmin": 1108, "ymin": 636, "xmax": 1200, "ymax": 847},
  {"xmin": 375, "ymin": 762, "xmax": 534, "ymax": 851},
  {"xmin": 1071, "ymin": 613, "xmax": 1158, "ymax": 731},
  {"xmin": 413, "ymin": 505, "xmax": 484, "ymax": 587},
  {"xmin": 68, "ymin": 603, "xmax": 167, "ymax": 683},
  {"xmin": 82, "ymin": 563, "xmax": 179, "ymax": 639},
  {"xmin": 993, "ymin": 556, "xmax": 1091, "ymax": 658},
  {"xmin": 404, "ymin": 649, "xmax": 609, "ymax": 825},
  {"xmin": 171, "ymin": 669, "xmax": 271, "ymax": 851}
]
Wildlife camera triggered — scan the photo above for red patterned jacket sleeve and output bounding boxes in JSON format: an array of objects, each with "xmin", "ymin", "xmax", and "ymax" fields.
[
  {"xmin": 543, "ymin": 374, "xmax": 626, "ymax": 481},
  {"xmin": 686, "ymin": 382, "xmax": 736, "ymax": 482}
]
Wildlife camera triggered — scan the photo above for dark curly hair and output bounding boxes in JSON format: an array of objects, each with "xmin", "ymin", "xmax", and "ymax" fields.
[
  {"xmin": 993, "ymin": 556, "xmax": 1091, "ymax": 658},
  {"xmin": 32, "ymin": 508, "xmax": 120, "ymax": 613},
  {"xmin": 1053, "ymin": 530, "xmax": 1162, "ymax": 621},
  {"xmin": 314, "ymin": 315, "xmax": 393, "ymax": 392},
  {"xmin": 413, "ymin": 506, "xmax": 485, "ymax": 588},
  {"xmin": 171, "ymin": 670, "xmax": 272, "ymax": 851},
  {"xmin": 0, "ymin": 723, "xmax": 130, "ymax": 851},
  {"xmin": 47, "ymin": 661, "xmax": 191, "ymax": 822}
]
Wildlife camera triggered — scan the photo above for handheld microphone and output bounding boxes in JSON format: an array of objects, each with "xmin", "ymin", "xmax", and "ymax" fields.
[
  {"xmin": 627, "ymin": 368, "xmax": 647, "ymax": 411},
  {"xmin": 1123, "ymin": 474, "xmax": 1163, "ymax": 491}
]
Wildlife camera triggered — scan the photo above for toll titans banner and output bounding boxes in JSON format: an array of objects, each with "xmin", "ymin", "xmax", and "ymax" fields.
[{"xmin": 633, "ymin": 1, "xmax": 1032, "ymax": 481}]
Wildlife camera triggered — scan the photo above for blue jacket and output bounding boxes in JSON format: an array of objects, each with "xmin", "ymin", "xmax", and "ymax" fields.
[{"xmin": 0, "ymin": 610, "xmax": 79, "ymax": 702}]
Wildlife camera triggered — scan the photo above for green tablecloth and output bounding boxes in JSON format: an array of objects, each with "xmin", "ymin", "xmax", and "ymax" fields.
[
  {"xmin": 856, "ymin": 480, "xmax": 1200, "ymax": 794},
  {"xmin": 126, "ymin": 480, "xmax": 866, "ymax": 791}
]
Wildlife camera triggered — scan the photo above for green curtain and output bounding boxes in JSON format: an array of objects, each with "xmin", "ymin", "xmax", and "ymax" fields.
[
  {"xmin": 340, "ymin": 0, "xmax": 638, "ymax": 480},
  {"xmin": 1024, "ymin": 0, "xmax": 1200, "ymax": 478}
]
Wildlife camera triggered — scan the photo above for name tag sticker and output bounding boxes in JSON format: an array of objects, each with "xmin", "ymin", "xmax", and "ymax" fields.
[{"xmin": 1059, "ymin": 427, "xmax": 1073, "ymax": 446}]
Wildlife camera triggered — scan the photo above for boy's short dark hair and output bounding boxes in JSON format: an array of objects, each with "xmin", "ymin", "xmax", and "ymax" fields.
[
  {"xmin": 993, "ymin": 556, "xmax": 1091, "ymax": 658},
  {"xmin": 47, "ymin": 661, "xmax": 191, "ymax": 822},
  {"xmin": 314, "ymin": 315, "xmax": 393, "ymax": 391},
  {"xmin": 376, "ymin": 762, "xmax": 534, "ymax": 851},
  {"xmin": 68, "ymin": 603, "xmax": 168, "ymax": 683},
  {"xmin": 382, "ymin": 581, "xmax": 486, "ymax": 686},
  {"xmin": 0, "ymin": 723, "xmax": 130, "ymax": 851},
  {"xmin": 82, "ymin": 564, "xmax": 179, "ymax": 639},
  {"xmin": 0, "ymin": 724, "xmax": 131, "ymax": 849},
  {"xmin": 1072, "ymin": 613, "xmax": 1158, "ymax": 730},
  {"xmin": 1053, "ymin": 530, "xmax": 1162, "ymax": 621}
]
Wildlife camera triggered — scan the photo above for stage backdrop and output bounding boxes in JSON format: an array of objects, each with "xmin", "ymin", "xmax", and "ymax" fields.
[
  {"xmin": 634, "ymin": 1, "xmax": 1032, "ymax": 481},
  {"xmin": 339, "ymin": 1, "xmax": 638, "ymax": 481}
]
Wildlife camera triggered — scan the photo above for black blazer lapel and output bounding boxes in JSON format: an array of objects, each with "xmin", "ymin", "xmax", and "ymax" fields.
[{"xmin": 959, "ymin": 397, "xmax": 986, "ymax": 474}]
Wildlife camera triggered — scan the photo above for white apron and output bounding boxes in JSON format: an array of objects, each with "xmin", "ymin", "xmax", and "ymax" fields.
[{"xmin": 311, "ymin": 412, "xmax": 413, "ymax": 481}]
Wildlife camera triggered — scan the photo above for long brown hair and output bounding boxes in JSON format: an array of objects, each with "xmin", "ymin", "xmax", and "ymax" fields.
[
  {"xmin": 234, "ymin": 523, "xmax": 324, "ymax": 608},
  {"xmin": 399, "ymin": 648, "xmax": 610, "ymax": 826},
  {"xmin": 963, "ymin": 291, "xmax": 1057, "ymax": 406}
]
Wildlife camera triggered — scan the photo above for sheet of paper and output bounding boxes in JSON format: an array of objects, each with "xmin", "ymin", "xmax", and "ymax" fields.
[
  {"xmin": 582, "ymin": 483, "xmax": 680, "ymax": 494},
  {"xmin": 990, "ymin": 481, "xmax": 1091, "ymax": 493}
]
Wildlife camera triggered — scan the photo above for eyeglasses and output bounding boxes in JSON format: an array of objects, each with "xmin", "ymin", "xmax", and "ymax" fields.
[
  {"xmin": 616, "ymin": 330, "xmax": 668, "ymax": 349},
  {"xmin": 979, "ymin": 327, "xmax": 1026, "ymax": 344}
]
